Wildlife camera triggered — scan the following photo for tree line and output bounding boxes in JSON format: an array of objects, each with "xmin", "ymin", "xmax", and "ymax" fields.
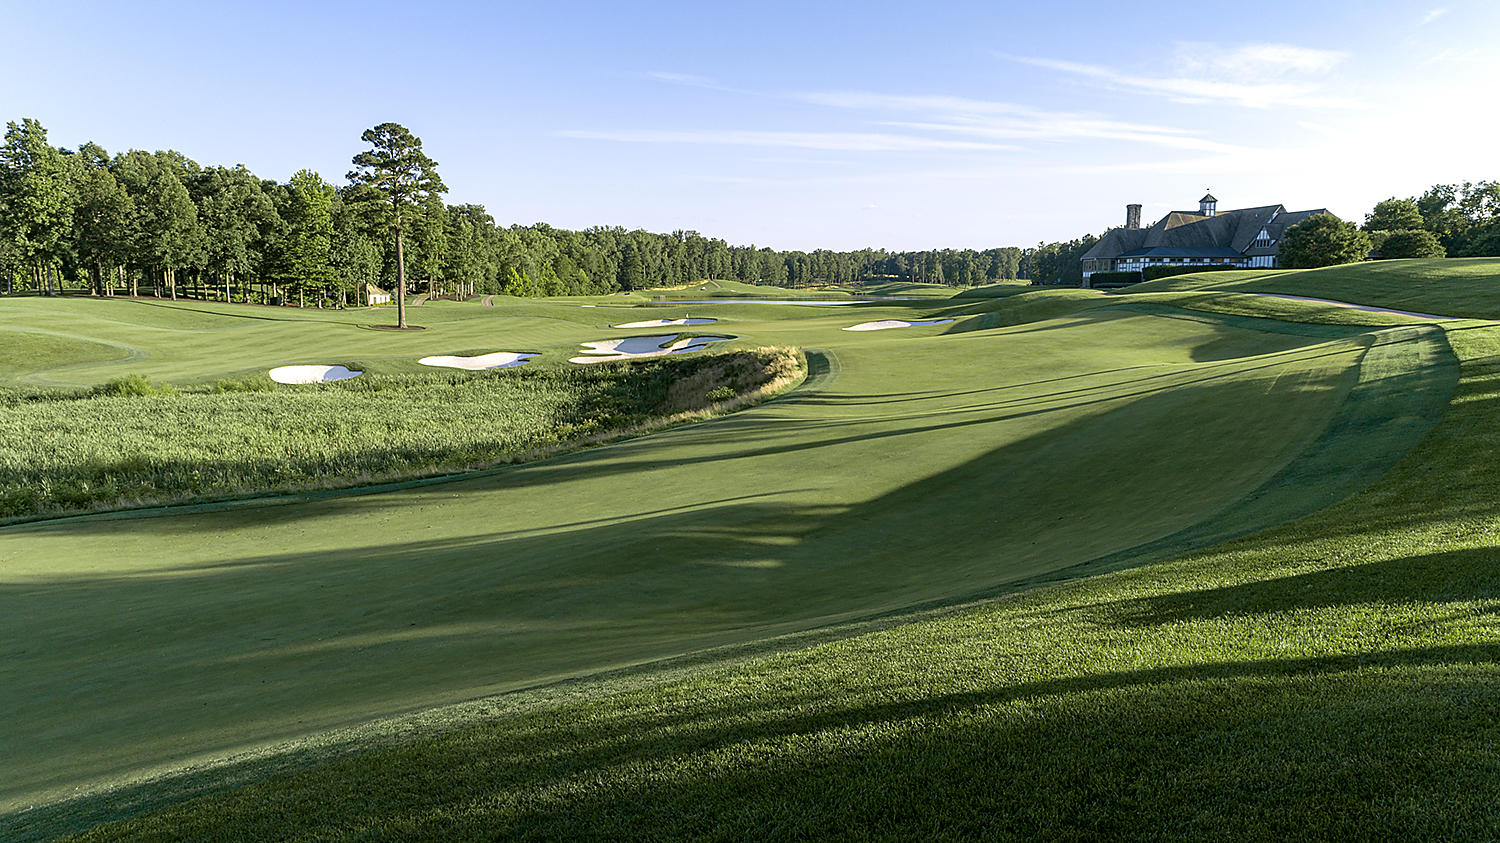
[
  {"xmin": 0, "ymin": 118, "xmax": 1062, "ymax": 305},
  {"xmin": 1275, "ymin": 182, "xmax": 1499, "ymax": 269}
]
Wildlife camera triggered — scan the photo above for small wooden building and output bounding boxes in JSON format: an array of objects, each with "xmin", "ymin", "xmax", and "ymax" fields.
[{"xmin": 365, "ymin": 284, "xmax": 392, "ymax": 306}]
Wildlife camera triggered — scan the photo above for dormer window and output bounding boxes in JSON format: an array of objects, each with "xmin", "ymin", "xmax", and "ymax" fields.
[{"xmin": 1254, "ymin": 228, "xmax": 1272, "ymax": 248}]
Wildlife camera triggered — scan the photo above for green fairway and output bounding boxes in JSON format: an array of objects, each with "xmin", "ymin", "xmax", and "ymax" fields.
[
  {"xmin": 64, "ymin": 314, "xmax": 1488, "ymax": 843},
  {"xmin": 0, "ymin": 282, "xmax": 1457, "ymax": 825}
]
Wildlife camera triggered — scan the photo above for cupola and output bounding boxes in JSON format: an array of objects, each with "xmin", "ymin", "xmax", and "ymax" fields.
[{"xmin": 1199, "ymin": 193, "xmax": 1218, "ymax": 217}]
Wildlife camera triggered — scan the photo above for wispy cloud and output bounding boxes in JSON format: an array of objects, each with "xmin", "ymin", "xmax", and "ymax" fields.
[
  {"xmin": 1010, "ymin": 43, "xmax": 1362, "ymax": 109},
  {"xmin": 1420, "ymin": 7, "xmax": 1449, "ymax": 25},
  {"xmin": 1179, "ymin": 43, "xmax": 1347, "ymax": 76},
  {"xmin": 793, "ymin": 90, "xmax": 1246, "ymax": 153},
  {"xmin": 556, "ymin": 129, "xmax": 1018, "ymax": 152},
  {"xmin": 644, "ymin": 71, "xmax": 725, "ymax": 90}
]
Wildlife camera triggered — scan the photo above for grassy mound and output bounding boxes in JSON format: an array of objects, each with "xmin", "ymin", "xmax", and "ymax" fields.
[
  {"xmin": 0, "ymin": 349, "xmax": 803, "ymax": 522},
  {"xmin": 10, "ymin": 320, "xmax": 1487, "ymax": 843},
  {"xmin": 1124, "ymin": 257, "xmax": 1500, "ymax": 318},
  {"xmin": 1, "ymin": 289, "xmax": 1455, "ymax": 824}
]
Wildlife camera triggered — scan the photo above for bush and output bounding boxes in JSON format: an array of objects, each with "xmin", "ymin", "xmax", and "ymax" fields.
[
  {"xmin": 211, "ymin": 376, "xmax": 277, "ymax": 393},
  {"xmin": 1086, "ymin": 271, "xmax": 1143, "ymax": 286},
  {"xmin": 1279, "ymin": 215, "xmax": 1372, "ymax": 268},
  {"xmin": 1377, "ymin": 229, "xmax": 1446, "ymax": 259},
  {"xmin": 1141, "ymin": 264, "xmax": 1241, "ymax": 281},
  {"xmin": 92, "ymin": 374, "xmax": 176, "ymax": 397}
]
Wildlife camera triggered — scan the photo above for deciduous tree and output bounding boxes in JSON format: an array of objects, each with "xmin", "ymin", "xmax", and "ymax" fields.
[
  {"xmin": 68, "ymin": 143, "xmax": 134, "ymax": 296},
  {"xmin": 1364, "ymin": 198, "xmax": 1424, "ymax": 232},
  {"xmin": 277, "ymin": 169, "xmax": 337, "ymax": 306},
  {"xmin": 0, "ymin": 119, "xmax": 75, "ymax": 295}
]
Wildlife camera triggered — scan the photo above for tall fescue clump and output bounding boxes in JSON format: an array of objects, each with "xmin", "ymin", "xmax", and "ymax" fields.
[
  {"xmin": 92, "ymin": 374, "xmax": 177, "ymax": 397},
  {"xmin": 0, "ymin": 348, "xmax": 804, "ymax": 521}
]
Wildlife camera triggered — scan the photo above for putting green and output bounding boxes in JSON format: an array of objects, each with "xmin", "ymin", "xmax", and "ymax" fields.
[{"xmin": 0, "ymin": 289, "xmax": 1456, "ymax": 810}]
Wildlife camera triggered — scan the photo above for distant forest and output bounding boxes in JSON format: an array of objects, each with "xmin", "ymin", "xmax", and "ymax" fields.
[
  {"xmin": 0, "ymin": 118, "xmax": 1095, "ymax": 304},
  {"xmin": 8, "ymin": 117, "xmax": 1487, "ymax": 305}
]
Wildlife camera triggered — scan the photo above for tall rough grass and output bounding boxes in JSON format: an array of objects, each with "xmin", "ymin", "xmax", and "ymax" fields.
[{"xmin": 0, "ymin": 348, "xmax": 802, "ymax": 521}]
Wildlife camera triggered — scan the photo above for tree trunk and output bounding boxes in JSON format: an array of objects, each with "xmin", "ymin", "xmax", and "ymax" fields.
[
  {"xmin": 395, "ymin": 218, "xmax": 408, "ymax": 329},
  {"xmin": 169, "ymin": 267, "xmax": 177, "ymax": 301},
  {"xmin": 224, "ymin": 272, "xmax": 231, "ymax": 303}
]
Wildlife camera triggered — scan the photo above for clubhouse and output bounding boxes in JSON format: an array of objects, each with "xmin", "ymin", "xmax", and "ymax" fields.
[{"xmin": 1080, "ymin": 194, "xmax": 1335, "ymax": 286}]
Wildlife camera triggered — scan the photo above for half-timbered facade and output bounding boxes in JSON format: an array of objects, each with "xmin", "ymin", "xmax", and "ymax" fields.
[{"xmin": 1080, "ymin": 195, "xmax": 1334, "ymax": 286}]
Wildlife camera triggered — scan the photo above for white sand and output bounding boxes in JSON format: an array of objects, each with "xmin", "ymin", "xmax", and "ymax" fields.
[
  {"xmin": 842, "ymin": 319, "xmax": 956, "ymax": 332},
  {"xmin": 268, "ymin": 364, "xmax": 363, "ymax": 384},
  {"xmin": 612, "ymin": 317, "xmax": 718, "ymax": 328},
  {"xmin": 570, "ymin": 334, "xmax": 733, "ymax": 364},
  {"xmin": 418, "ymin": 351, "xmax": 538, "ymax": 370}
]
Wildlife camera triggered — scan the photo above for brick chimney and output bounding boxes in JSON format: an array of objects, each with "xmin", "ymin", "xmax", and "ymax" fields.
[{"xmin": 1125, "ymin": 203, "xmax": 1142, "ymax": 230}]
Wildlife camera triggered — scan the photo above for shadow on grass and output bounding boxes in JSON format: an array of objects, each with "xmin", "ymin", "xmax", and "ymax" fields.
[
  {"xmin": 40, "ymin": 646, "xmax": 1500, "ymax": 841},
  {"xmin": 0, "ymin": 327, "xmax": 1452, "ymax": 820},
  {"xmin": 1110, "ymin": 546, "xmax": 1500, "ymax": 628}
]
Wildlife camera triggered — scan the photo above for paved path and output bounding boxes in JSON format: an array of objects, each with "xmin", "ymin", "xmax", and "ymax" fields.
[
  {"xmin": 1252, "ymin": 293, "xmax": 1460, "ymax": 321},
  {"xmin": 1107, "ymin": 287, "xmax": 1465, "ymax": 321},
  {"xmin": 410, "ymin": 294, "xmax": 429, "ymax": 306},
  {"xmin": 481, "ymin": 295, "xmax": 495, "ymax": 306}
]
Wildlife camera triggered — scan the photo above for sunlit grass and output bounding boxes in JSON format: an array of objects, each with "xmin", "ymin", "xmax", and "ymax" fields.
[{"xmin": 7, "ymin": 267, "xmax": 1500, "ymax": 839}]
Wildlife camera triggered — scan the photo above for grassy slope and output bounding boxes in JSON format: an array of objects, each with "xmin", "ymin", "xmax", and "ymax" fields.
[
  {"xmin": 1126, "ymin": 257, "xmax": 1500, "ymax": 317},
  {"xmin": 0, "ymin": 293, "xmax": 1421, "ymax": 811},
  {"xmin": 65, "ymin": 314, "xmax": 1496, "ymax": 839},
  {"xmin": 2, "ymin": 267, "xmax": 1489, "ymax": 838}
]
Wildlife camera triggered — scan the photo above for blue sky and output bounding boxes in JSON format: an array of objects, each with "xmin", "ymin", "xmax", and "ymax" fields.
[{"xmin": 5, "ymin": 0, "xmax": 1497, "ymax": 250}]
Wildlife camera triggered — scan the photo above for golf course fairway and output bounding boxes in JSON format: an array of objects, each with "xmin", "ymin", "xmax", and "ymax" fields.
[{"xmin": 0, "ymin": 265, "xmax": 1486, "ymax": 838}]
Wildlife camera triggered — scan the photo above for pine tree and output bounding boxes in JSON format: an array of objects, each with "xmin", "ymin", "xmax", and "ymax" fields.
[{"xmin": 346, "ymin": 123, "xmax": 446, "ymax": 328}]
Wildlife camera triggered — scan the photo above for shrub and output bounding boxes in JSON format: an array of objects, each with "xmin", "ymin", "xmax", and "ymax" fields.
[
  {"xmin": 1141, "ymin": 264, "xmax": 1241, "ymax": 281},
  {"xmin": 211, "ymin": 376, "xmax": 277, "ymax": 393},
  {"xmin": 92, "ymin": 374, "xmax": 176, "ymax": 397},
  {"xmin": 1280, "ymin": 215, "xmax": 1372, "ymax": 268},
  {"xmin": 1377, "ymin": 229, "xmax": 1446, "ymax": 259},
  {"xmin": 1086, "ymin": 271, "xmax": 1143, "ymax": 286}
]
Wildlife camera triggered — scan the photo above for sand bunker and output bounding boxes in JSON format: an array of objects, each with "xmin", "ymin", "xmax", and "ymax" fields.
[
  {"xmin": 570, "ymin": 334, "xmax": 733, "ymax": 364},
  {"xmin": 268, "ymin": 365, "xmax": 363, "ymax": 384},
  {"xmin": 418, "ymin": 351, "xmax": 538, "ymax": 370},
  {"xmin": 612, "ymin": 317, "xmax": 718, "ymax": 328},
  {"xmin": 843, "ymin": 319, "xmax": 956, "ymax": 332}
]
